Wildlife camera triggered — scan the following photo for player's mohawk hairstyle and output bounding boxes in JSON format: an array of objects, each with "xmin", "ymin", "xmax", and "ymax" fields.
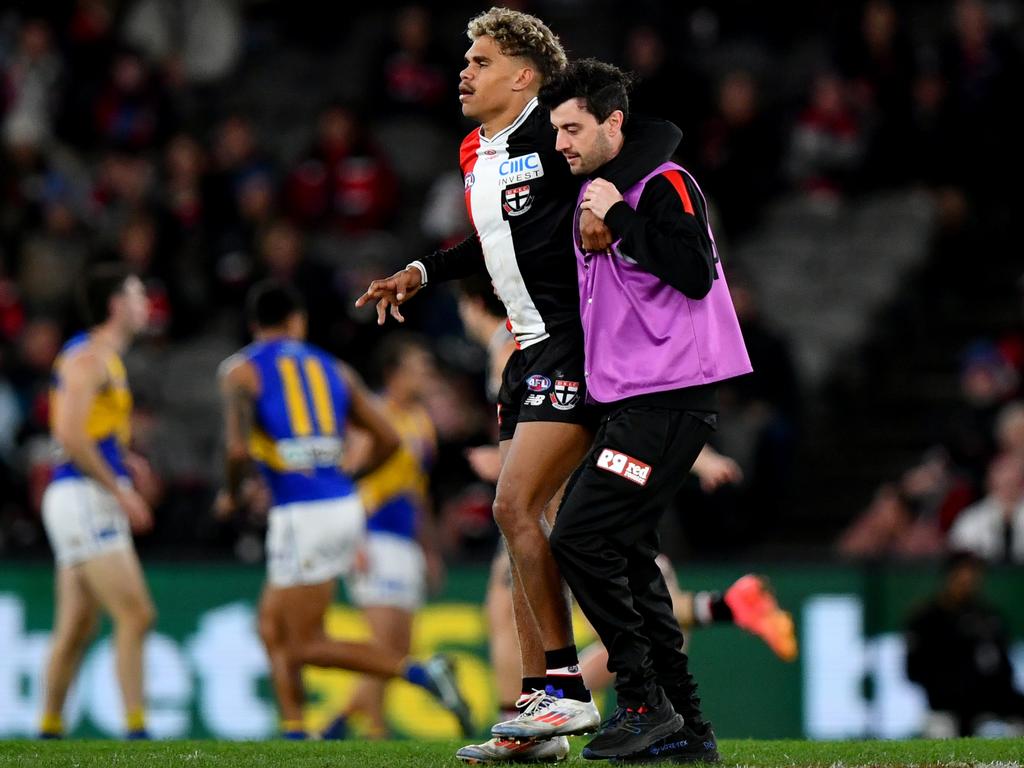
[{"xmin": 467, "ymin": 7, "xmax": 568, "ymax": 83}]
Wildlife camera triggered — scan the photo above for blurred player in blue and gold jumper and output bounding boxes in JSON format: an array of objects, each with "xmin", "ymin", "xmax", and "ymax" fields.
[
  {"xmin": 39, "ymin": 264, "xmax": 156, "ymax": 740},
  {"xmin": 216, "ymin": 280, "xmax": 471, "ymax": 739},
  {"xmin": 322, "ymin": 333, "xmax": 444, "ymax": 739}
]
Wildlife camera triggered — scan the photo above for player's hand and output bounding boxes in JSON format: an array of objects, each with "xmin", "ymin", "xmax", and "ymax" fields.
[
  {"xmin": 693, "ymin": 452, "xmax": 743, "ymax": 493},
  {"xmin": 580, "ymin": 208, "xmax": 614, "ymax": 252},
  {"xmin": 465, "ymin": 445, "xmax": 502, "ymax": 483},
  {"xmin": 124, "ymin": 452, "xmax": 162, "ymax": 506},
  {"xmin": 581, "ymin": 178, "xmax": 623, "ymax": 220},
  {"xmin": 116, "ymin": 486, "xmax": 154, "ymax": 533},
  {"xmin": 213, "ymin": 489, "xmax": 236, "ymax": 521},
  {"xmin": 354, "ymin": 267, "xmax": 424, "ymax": 325}
]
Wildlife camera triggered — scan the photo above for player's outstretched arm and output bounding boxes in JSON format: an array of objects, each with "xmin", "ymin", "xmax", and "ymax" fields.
[{"xmin": 338, "ymin": 363, "xmax": 400, "ymax": 475}]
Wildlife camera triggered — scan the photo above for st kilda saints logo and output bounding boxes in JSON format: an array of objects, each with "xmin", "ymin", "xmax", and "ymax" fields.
[
  {"xmin": 501, "ymin": 183, "xmax": 534, "ymax": 218},
  {"xmin": 550, "ymin": 379, "xmax": 580, "ymax": 411}
]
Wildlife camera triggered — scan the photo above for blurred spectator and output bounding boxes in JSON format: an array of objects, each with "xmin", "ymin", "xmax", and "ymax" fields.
[
  {"xmin": 17, "ymin": 180, "xmax": 89, "ymax": 319},
  {"xmin": 697, "ymin": 70, "xmax": 782, "ymax": 239},
  {"xmin": 906, "ymin": 551, "xmax": 1024, "ymax": 737},
  {"xmin": 254, "ymin": 220, "xmax": 347, "ymax": 353},
  {"xmin": 995, "ymin": 401, "xmax": 1024, "ymax": 456},
  {"xmin": 158, "ymin": 132, "xmax": 209, "ymax": 264},
  {"xmin": 208, "ymin": 115, "xmax": 275, "ymax": 300},
  {"xmin": 7, "ymin": 317, "xmax": 61, "ymax": 443},
  {"xmin": 371, "ymin": 6, "xmax": 449, "ymax": 121},
  {"xmin": 834, "ymin": 0, "xmax": 916, "ymax": 186},
  {"xmin": 945, "ymin": 340, "xmax": 1020, "ymax": 488},
  {"xmin": 948, "ymin": 452, "xmax": 1024, "ymax": 564},
  {"xmin": 56, "ymin": 0, "xmax": 116, "ymax": 148},
  {"xmin": 905, "ymin": 65, "xmax": 962, "ymax": 188},
  {"xmin": 285, "ymin": 103, "xmax": 397, "ymax": 233},
  {"xmin": 123, "ymin": 0, "xmax": 242, "ymax": 85},
  {"xmin": 92, "ymin": 47, "xmax": 175, "ymax": 150},
  {"xmin": 91, "ymin": 149, "xmax": 156, "ymax": 244},
  {"xmin": 938, "ymin": 0, "xmax": 1024, "ymax": 195},
  {"xmin": 786, "ymin": 72, "xmax": 864, "ymax": 198},
  {"xmin": 0, "ymin": 267, "xmax": 25, "ymax": 344},
  {"xmin": 838, "ymin": 339, "xmax": 1022, "ymax": 560},
  {"xmin": 2, "ymin": 18, "xmax": 61, "ymax": 146},
  {"xmin": 420, "ymin": 170, "xmax": 469, "ymax": 249},
  {"xmin": 113, "ymin": 212, "xmax": 173, "ymax": 336},
  {"xmin": 677, "ymin": 275, "xmax": 801, "ymax": 552},
  {"xmin": 622, "ymin": 25, "xmax": 700, "ymax": 141},
  {"xmin": 837, "ymin": 444, "xmax": 976, "ymax": 559}
]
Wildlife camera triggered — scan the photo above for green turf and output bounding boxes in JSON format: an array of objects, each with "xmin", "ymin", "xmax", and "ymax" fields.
[{"xmin": 0, "ymin": 739, "xmax": 1021, "ymax": 767}]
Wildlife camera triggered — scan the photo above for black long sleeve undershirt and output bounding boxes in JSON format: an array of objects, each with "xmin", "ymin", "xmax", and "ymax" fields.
[{"xmin": 602, "ymin": 172, "xmax": 715, "ymax": 300}]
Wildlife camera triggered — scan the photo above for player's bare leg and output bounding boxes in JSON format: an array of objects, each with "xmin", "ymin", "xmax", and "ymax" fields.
[
  {"xmin": 78, "ymin": 549, "xmax": 155, "ymax": 735},
  {"xmin": 39, "ymin": 567, "xmax": 100, "ymax": 736},
  {"xmin": 258, "ymin": 585, "xmax": 305, "ymax": 732},
  {"xmin": 488, "ymin": 422, "xmax": 603, "ymax": 740},
  {"xmin": 493, "ymin": 423, "xmax": 589, "ymax": 656},
  {"xmin": 486, "ymin": 550, "xmax": 525, "ymax": 713},
  {"xmin": 283, "ymin": 582, "xmax": 472, "ymax": 736},
  {"xmin": 341, "ymin": 604, "xmax": 413, "ymax": 738}
]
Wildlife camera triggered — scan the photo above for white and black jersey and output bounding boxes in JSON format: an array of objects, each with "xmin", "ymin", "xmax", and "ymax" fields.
[{"xmin": 416, "ymin": 99, "xmax": 681, "ymax": 349}]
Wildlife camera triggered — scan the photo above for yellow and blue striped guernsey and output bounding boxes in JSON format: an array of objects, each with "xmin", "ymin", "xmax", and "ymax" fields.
[
  {"xmin": 244, "ymin": 338, "xmax": 354, "ymax": 505},
  {"xmin": 359, "ymin": 400, "xmax": 435, "ymax": 541},
  {"xmin": 50, "ymin": 332, "xmax": 132, "ymax": 481}
]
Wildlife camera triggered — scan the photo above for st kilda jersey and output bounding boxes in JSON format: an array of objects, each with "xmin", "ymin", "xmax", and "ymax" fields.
[{"xmin": 414, "ymin": 98, "xmax": 680, "ymax": 349}]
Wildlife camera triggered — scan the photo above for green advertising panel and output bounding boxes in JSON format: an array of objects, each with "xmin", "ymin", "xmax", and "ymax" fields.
[{"xmin": 1, "ymin": 562, "xmax": 1021, "ymax": 740}]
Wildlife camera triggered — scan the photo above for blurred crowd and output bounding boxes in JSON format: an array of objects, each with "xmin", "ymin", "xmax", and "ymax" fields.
[{"xmin": 1, "ymin": 0, "xmax": 1023, "ymax": 562}]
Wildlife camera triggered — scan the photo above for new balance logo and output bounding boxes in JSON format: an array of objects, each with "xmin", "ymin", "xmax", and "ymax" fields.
[{"xmin": 596, "ymin": 449, "xmax": 652, "ymax": 486}]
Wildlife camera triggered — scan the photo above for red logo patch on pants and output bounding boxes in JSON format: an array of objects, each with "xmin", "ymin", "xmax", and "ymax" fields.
[{"xmin": 596, "ymin": 448, "xmax": 652, "ymax": 486}]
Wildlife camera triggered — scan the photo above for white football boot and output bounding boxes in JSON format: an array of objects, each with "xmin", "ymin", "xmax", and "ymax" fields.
[
  {"xmin": 490, "ymin": 689, "xmax": 601, "ymax": 740},
  {"xmin": 455, "ymin": 735, "xmax": 570, "ymax": 764}
]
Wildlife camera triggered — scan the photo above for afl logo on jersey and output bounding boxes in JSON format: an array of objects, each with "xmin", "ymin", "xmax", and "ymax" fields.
[
  {"xmin": 464, "ymin": 172, "xmax": 476, "ymax": 190},
  {"xmin": 502, "ymin": 183, "xmax": 534, "ymax": 217}
]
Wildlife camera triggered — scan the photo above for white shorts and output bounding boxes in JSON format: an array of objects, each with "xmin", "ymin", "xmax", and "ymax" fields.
[
  {"xmin": 266, "ymin": 495, "xmax": 365, "ymax": 588},
  {"xmin": 346, "ymin": 532, "xmax": 426, "ymax": 613},
  {"xmin": 42, "ymin": 477, "xmax": 133, "ymax": 567}
]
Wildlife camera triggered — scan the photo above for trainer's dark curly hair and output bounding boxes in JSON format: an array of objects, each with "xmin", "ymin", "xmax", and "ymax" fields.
[{"xmin": 538, "ymin": 58, "xmax": 635, "ymax": 124}]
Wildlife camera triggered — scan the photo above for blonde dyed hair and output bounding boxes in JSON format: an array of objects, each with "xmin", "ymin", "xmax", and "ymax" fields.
[{"xmin": 467, "ymin": 7, "xmax": 568, "ymax": 82}]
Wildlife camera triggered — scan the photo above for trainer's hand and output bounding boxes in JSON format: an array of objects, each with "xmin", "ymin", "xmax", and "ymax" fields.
[
  {"xmin": 354, "ymin": 267, "xmax": 424, "ymax": 325},
  {"xmin": 581, "ymin": 178, "xmax": 623, "ymax": 220},
  {"xmin": 116, "ymin": 485, "xmax": 154, "ymax": 533},
  {"xmin": 580, "ymin": 208, "xmax": 613, "ymax": 252}
]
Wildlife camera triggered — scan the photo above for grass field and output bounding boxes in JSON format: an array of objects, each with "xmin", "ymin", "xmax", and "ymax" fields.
[{"xmin": 0, "ymin": 739, "xmax": 1020, "ymax": 767}]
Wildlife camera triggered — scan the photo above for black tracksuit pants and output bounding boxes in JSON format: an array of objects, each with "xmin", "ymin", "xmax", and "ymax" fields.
[{"xmin": 549, "ymin": 404, "xmax": 712, "ymax": 714}]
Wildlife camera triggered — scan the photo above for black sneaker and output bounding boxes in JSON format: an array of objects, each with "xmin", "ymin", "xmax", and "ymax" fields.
[
  {"xmin": 581, "ymin": 702, "xmax": 684, "ymax": 760},
  {"xmin": 612, "ymin": 722, "xmax": 720, "ymax": 764}
]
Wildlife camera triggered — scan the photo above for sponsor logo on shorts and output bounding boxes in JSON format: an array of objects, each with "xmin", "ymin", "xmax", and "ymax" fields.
[
  {"xmin": 526, "ymin": 374, "xmax": 551, "ymax": 392},
  {"xmin": 524, "ymin": 394, "xmax": 545, "ymax": 407},
  {"xmin": 549, "ymin": 379, "xmax": 580, "ymax": 411},
  {"xmin": 596, "ymin": 448, "xmax": 652, "ymax": 486}
]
